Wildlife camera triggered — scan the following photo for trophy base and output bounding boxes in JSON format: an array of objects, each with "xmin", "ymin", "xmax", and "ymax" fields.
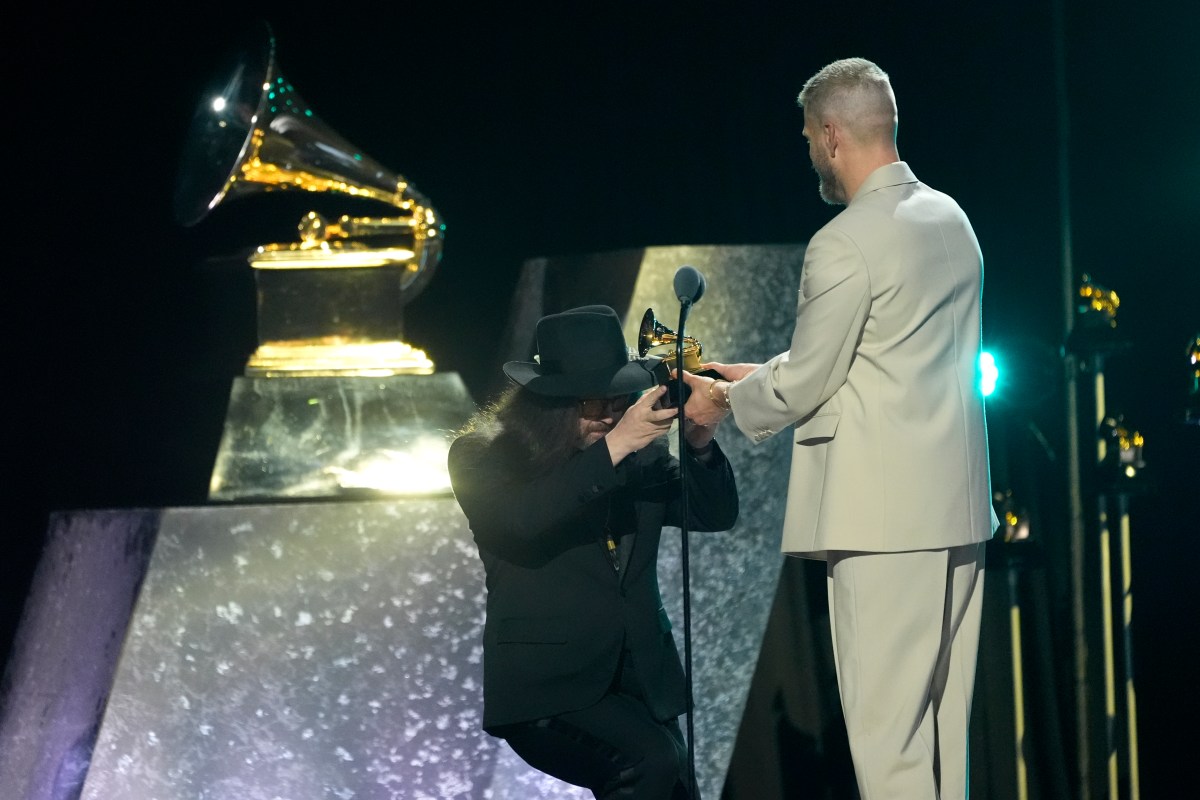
[
  {"xmin": 209, "ymin": 372, "xmax": 475, "ymax": 501},
  {"xmin": 246, "ymin": 338, "xmax": 434, "ymax": 377}
]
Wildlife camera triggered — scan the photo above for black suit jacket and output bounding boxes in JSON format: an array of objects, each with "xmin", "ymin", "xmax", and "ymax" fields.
[{"xmin": 448, "ymin": 433, "xmax": 739, "ymax": 730}]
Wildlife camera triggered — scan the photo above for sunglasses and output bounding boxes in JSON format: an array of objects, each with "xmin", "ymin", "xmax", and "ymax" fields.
[{"xmin": 578, "ymin": 393, "xmax": 637, "ymax": 418}]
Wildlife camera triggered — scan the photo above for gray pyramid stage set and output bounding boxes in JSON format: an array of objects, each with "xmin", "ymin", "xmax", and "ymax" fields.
[{"xmin": 1, "ymin": 244, "xmax": 807, "ymax": 799}]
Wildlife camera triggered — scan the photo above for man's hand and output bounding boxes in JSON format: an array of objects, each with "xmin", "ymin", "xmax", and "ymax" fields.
[
  {"xmin": 680, "ymin": 361, "xmax": 763, "ymax": 427},
  {"xmin": 701, "ymin": 361, "xmax": 760, "ymax": 382},
  {"xmin": 606, "ymin": 386, "xmax": 676, "ymax": 465},
  {"xmin": 680, "ymin": 370, "xmax": 729, "ymax": 428}
]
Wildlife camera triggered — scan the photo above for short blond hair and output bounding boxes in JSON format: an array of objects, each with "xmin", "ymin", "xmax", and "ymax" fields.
[{"xmin": 797, "ymin": 57, "xmax": 897, "ymax": 145}]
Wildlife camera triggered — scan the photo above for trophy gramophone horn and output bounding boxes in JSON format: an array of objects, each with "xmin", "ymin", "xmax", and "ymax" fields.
[
  {"xmin": 639, "ymin": 308, "xmax": 708, "ymax": 373},
  {"xmin": 173, "ymin": 22, "xmax": 445, "ymax": 376},
  {"xmin": 173, "ymin": 22, "xmax": 443, "ymax": 277}
]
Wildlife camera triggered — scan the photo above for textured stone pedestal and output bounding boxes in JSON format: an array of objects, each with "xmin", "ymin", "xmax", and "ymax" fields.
[
  {"xmin": 209, "ymin": 373, "xmax": 475, "ymax": 501},
  {"xmin": 0, "ymin": 510, "xmax": 160, "ymax": 800},
  {"xmin": 3, "ymin": 485, "xmax": 788, "ymax": 799},
  {"xmin": 77, "ymin": 500, "xmax": 495, "ymax": 799}
]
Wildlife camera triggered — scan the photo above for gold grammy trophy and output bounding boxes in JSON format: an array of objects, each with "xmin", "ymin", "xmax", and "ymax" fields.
[
  {"xmin": 638, "ymin": 308, "xmax": 722, "ymax": 377},
  {"xmin": 174, "ymin": 23, "xmax": 444, "ymax": 376},
  {"xmin": 177, "ymin": 24, "xmax": 472, "ymax": 500}
]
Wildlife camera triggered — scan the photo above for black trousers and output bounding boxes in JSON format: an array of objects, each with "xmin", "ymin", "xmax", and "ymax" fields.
[{"xmin": 493, "ymin": 650, "xmax": 694, "ymax": 800}]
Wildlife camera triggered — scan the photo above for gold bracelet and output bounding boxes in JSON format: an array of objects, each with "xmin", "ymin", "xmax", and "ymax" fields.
[{"xmin": 708, "ymin": 380, "xmax": 732, "ymax": 411}]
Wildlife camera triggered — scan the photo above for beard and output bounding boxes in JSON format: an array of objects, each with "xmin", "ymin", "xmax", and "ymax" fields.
[
  {"xmin": 576, "ymin": 420, "xmax": 614, "ymax": 449},
  {"xmin": 812, "ymin": 151, "xmax": 847, "ymax": 205}
]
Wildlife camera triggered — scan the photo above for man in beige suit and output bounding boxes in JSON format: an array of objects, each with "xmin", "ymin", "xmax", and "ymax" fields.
[{"xmin": 683, "ymin": 57, "xmax": 999, "ymax": 799}]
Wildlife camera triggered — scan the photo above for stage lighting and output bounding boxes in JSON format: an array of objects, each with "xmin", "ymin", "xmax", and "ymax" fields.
[
  {"xmin": 977, "ymin": 337, "xmax": 1062, "ymax": 410},
  {"xmin": 993, "ymin": 489, "xmax": 1031, "ymax": 542},
  {"xmin": 979, "ymin": 350, "xmax": 999, "ymax": 397}
]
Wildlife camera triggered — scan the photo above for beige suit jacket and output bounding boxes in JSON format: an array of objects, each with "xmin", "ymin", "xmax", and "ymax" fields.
[{"xmin": 729, "ymin": 162, "xmax": 999, "ymax": 556}]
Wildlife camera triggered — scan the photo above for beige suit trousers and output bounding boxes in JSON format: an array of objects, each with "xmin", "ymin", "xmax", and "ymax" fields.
[{"xmin": 825, "ymin": 543, "xmax": 986, "ymax": 800}]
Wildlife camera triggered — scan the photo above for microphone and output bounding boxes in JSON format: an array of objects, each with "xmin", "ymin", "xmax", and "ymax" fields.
[{"xmin": 674, "ymin": 265, "xmax": 706, "ymax": 306}]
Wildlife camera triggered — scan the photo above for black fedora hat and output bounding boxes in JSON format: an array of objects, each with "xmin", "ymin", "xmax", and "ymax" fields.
[{"xmin": 503, "ymin": 305, "xmax": 662, "ymax": 397}]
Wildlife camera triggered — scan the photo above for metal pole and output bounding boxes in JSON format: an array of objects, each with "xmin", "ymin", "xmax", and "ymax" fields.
[
  {"xmin": 675, "ymin": 304, "xmax": 698, "ymax": 799},
  {"xmin": 1097, "ymin": 494, "xmax": 1119, "ymax": 800},
  {"xmin": 1008, "ymin": 558, "xmax": 1030, "ymax": 800},
  {"xmin": 1116, "ymin": 494, "xmax": 1141, "ymax": 800}
]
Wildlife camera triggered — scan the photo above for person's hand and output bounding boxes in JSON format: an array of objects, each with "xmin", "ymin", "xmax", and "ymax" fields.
[
  {"xmin": 701, "ymin": 361, "xmax": 760, "ymax": 382},
  {"xmin": 606, "ymin": 386, "xmax": 676, "ymax": 465},
  {"xmin": 680, "ymin": 370, "xmax": 729, "ymax": 428},
  {"xmin": 683, "ymin": 415, "xmax": 718, "ymax": 455}
]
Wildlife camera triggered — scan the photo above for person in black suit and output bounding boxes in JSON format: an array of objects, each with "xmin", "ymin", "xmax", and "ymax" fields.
[{"xmin": 448, "ymin": 305, "xmax": 739, "ymax": 799}]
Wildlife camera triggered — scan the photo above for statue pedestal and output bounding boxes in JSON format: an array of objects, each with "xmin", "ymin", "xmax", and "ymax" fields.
[
  {"xmin": 209, "ymin": 372, "xmax": 475, "ymax": 501},
  {"xmin": 1, "ymin": 502, "xmax": 592, "ymax": 800},
  {"xmin": 74, "ymin": 499, "xmax": 503, "ymax": 799}
]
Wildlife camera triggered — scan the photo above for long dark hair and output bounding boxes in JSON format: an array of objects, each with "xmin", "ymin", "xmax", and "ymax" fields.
[{"xmin": 458, "ymin": 383, "xmax": 581, "ymax": 476}]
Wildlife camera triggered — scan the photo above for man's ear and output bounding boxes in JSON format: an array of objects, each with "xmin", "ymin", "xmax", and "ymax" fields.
[{"xmin": 824, "ymin": 122, "xmax": 839, "ymax": 158}]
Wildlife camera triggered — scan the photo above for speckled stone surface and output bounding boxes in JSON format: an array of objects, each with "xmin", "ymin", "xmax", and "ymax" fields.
[
  {"xmin": 80, "ymin": 500, "xmax": 504, "ymax": 800},
  {"xmin": 0, "ymin": 510, "xmax": 160, "ymax": 800}
]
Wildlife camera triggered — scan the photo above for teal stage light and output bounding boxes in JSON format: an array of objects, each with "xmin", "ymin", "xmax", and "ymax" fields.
[{"xmin": 979, "ymin": 350, "xmax": 999, "ymax": 397}]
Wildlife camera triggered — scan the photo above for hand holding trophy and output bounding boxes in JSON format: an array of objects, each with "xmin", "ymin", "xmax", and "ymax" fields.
[{"xmin": 638, "ymin": 308, "xmax": 725, "ymax": 407}]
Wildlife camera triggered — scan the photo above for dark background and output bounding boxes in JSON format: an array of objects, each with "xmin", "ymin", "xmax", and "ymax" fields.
[{"xmin": 6, "ymin": 1, "xmax": 1197, "ymax": 796}]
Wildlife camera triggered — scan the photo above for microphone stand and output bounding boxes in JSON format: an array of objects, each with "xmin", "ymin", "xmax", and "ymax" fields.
[{"xmin": 674, "ymin": 298, "xmax": 698, "ymax": 799}]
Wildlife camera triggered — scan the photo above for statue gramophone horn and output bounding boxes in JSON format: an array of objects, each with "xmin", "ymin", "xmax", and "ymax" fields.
[
  {"xmin": 639, "ymin": 308, "xmax": 709, "ymax": 373},
  {"xmin": 173, "ymin": 22, "xmax": 444, "ymax": 376}
]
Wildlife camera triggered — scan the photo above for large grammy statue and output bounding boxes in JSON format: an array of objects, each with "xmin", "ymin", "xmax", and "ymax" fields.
[{"xmin": 174, "ymin": 22, "xmax": 471, "ymax": 501}]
